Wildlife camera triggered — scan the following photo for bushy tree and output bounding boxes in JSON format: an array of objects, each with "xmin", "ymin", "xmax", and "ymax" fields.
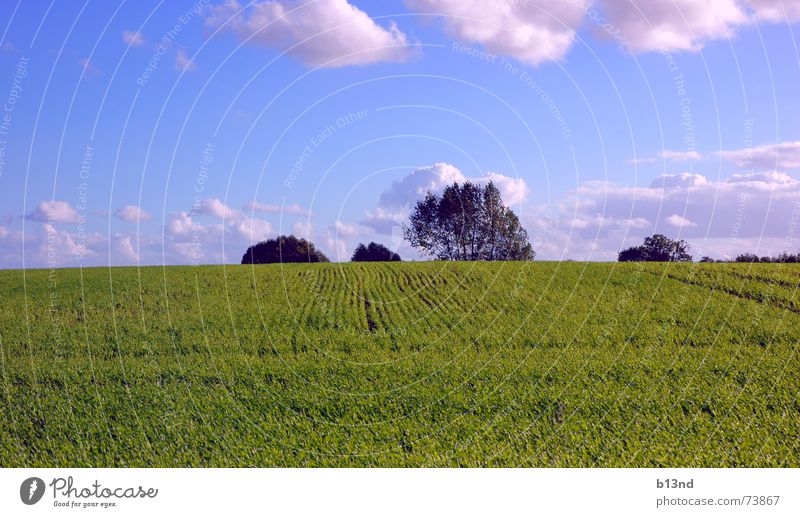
[
  {"xmin": 734, "ymin": 253, "xmax": 760, "ymax": 263},
  {"xmin": 351, "ymin": 242, "xmax": 401, "ymax": 262},
  {"xmin": 776, "ymin": 251, "xmax": 800, "ymax": 263},
  {"xmin": 242, "ymin": 235, "xmax": 329, "ymax": 264},
  {"xmin": 618, "ymin": 234, "xmax": 692, "ymax": 262},
  {"xmin": 403, "ymin": 181, "xmax": 534, "ymax": 261},
  {"xmin": 734, "ymin": 251, "xmax": 800, "ymax": 263}
]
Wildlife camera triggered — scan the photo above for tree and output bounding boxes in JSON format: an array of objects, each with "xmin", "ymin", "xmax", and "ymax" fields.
[
  {"xmin": 351, "ymin": 242, "xmax": 401, "ymax": 262},
  {"xmin": 734, "ymin": 251, "xmax": 800, "ymax": 263},
  {"xmin": 699, "ymin": 256, "xmax": 716, "ymax": 263},
  {"xmin": 618, "ymin": 234, "xmax": 692, "ymax": 262},
  {"xmin": 776, "ymin": 251, "xmax": 800, "ymax": 263},
  {"xmin": 403, "ymin": 181, "xmax": 534, "ymax": 261},
  {"xmin": 618, "ymin": 246, "xmax": 649, "ymax": 262},
  {"xmin": 734, "ymin": 253, "xmax": 760, "ymax": 263},
  {"xmin": 241, "ymin": 235, "xmax": 329, "ymax": 264}
]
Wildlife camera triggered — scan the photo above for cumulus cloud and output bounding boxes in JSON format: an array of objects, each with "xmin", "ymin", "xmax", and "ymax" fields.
[
  {"xmin": 324, "ymin": 220, "xmax": 361, "ymax": 260},
  {"xmin": 198, "ymin": 198, "xmax": 240, "ymax": 219},
  {"xmin": 650, "ymin": 172, "xmax": 710, "ymax": 189},
  {"xmin": 115, "ymin": 205, "xmax": 151, "ymax": 223},
  {"xmin": 122, "ymin": 30, "xmax": 146, "ymax": 46},
  {"xmin": 659, "ymin": 150, "xmax": 703, "ymax": 161},
  {"xmin": 362, "ymin": 207, "xmax": 406, "ymax": 235},
  {"xmin": 377, "ymin": 162, "xmax": 466, "ymax": 210},
  {"xmin": 747, "ymin": 0, "xmax": 800, "ymax": 22},
  {"xmin": 406, "ymin": 0, "xmax": 588, "ymax": 65},
  {"xmin": 204, "ymin": 0, "xmax": 411, "ymax": 68},
  {"xmin": 365, "ymin": 162, "xmax": 530, "ymax": 234},
  {"xmin": 2, "ymin": 201, "xmax": 278, "ymax": 267},
  {"xmin": 377, "ymin": 162, "xmax": 528, "ymax": 210},
  {"xmin": 26, "ymin": 200, "xmax": 79, "ymax": 224},
  {"xmin": 483, "ymin": 171, "xmax": 529, "ymax": 205},
  {"xmin": 665, "ymin": 214, "xmax": 697, "ymax": 227},
  {"xmin": 599, "ymin": 0, "xmax": 747, "ymax": 53},
  {"xmin": 168, "ymin": 197, "xmax": 276, "ymax": 244},
  {"xmin": 230, "ymin": 217, "xmax": 273, "ymax": 241},
  {"xmin": 331, "ymin": 219, "xmax": 359, "ymax": 238},
  {"xmin": 244, "ymin": 201, "xmax": 311, "ymax": 216},
  {"xmin": 175, "ymin": 48, "xmax": 197, "ymax": 71},
  {"xmin": 718, "ymin": 140, "xmax": 800, "ymax": 170},
  {"xmin": 528, "ymin": 170, "xmax": 800, "ymax": 260},
  {"xmin": 325, "ymin": 234, "xmax": 349, "ymax": 261},
  {"xmin": 167, "ymin": 211, "xmax": 195, "ymax": 236},
  {"xmin": 629, "ymin": 150, "xmax": 702, "ymax": 165},
  {"xmin": 114, "ymin": 235, "xmax": 139, "ymax": 262},
  {"xmin": 292, "ymin": 220, "xmax": 314, "ymax": 238},
  {"xmin": 40, "ymin": 223, "xmax": 99, "ymax": 264}
]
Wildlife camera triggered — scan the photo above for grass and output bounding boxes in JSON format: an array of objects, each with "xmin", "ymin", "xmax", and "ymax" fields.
[{"xmin": 0, "ymin": 261, "xmax": 798, "ymax": 467}]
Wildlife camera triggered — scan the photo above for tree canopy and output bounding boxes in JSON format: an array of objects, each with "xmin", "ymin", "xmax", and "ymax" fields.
[
  {"xmin": 618, "ymin": 234, "xmax": 692, "ymax": 262},
  {"xmin": 351, "ymin": 242, "xmax": 401, "ymax": 262},
  {"xmin": 241, "ymin": 235, "xmax": 329, "ymax": 264},
  {"xmin": 403, "ymin": 181, "xmax": 534, "ymax": 261},
  {"xmin": 735, "ymin": 251, "xmax": 800, "ymax": 263}
]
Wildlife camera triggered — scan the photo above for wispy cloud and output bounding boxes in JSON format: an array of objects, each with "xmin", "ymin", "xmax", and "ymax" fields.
[
  {"xmin": 719, "ymin": 141, "xmax": 800, "ymax": 170},
  {"xmin": 122, "ymin": 30, "xmax": 146, "ymax": 47},
  {"xmin": 175, "ymin": 48, "xmax": 197, "ymax": 71},
  {"xmin": 115, "ymin": 205, "xmax": 151, "ymax": 223}
]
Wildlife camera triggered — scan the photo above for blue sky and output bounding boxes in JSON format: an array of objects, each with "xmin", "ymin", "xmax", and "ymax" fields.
[{"xmin": 1, "ymin": 0, "xmax": 799, "ymax": 268}]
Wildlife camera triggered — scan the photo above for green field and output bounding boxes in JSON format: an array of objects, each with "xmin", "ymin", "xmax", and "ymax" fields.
[{"xmin": 0, "ymin": 262, "xmax": 798, "ymax": 467}]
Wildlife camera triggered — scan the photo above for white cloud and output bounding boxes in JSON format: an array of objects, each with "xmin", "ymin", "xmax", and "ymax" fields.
[
  {"xmin": 600, "ymin": 0, "xmax": 747, "ymax": 53},
  {"xmin": 406, "ymin": 0, "xmax": 588, "ymax": 65},
  {"xmin": 362, "ymin": 207, "xmax": 407, "ymax": 234},
  {"xmin": 244, "ymin": 201, "xmax": 311, "ymax": 216},
  {"xmin": 366, "ymin": 162, "xmax": 530, "ymax": 234},
  {"xmin": 628, "ymin": 150, "xmax": 702, "ymax": 164},
  {"xmin": 747, "ymin": 0, "xmax": 800, "ymax": 22},
  {"xmin": 377, "ymin": 162, "xmax": 466, "ymax": 210},
  {"xmin": 665, "ymin": 214, "xmax": 697, "ymax": 227},
  {"xmin": 114, "ymin": 235, "xmax": 139, "ymax": 262},
  {"xmin": 122, "ymin": 30, "xmax": 146, "ymax": 47},
  {"xmin": 292, "ymin": 220, "xmax": 313, "ymax": 238},
  {"xmin": 484, "ymin": 171, "xmax": 529, "ymax": 205},
  {"xmin": 230, "ymin": 217, "xmax": 273, "ymax": 241},
  {"xmin": 204, "ymin": 0, "xmax": 411, "ymax": 68},
  {"xmin": 78, "ymin": 57, "xmax": 100, "ymax": 76},
  {"xmin": 659, "ymin": 150, "xmax": 703, "ymax": 161},
  {"xmin": 529, "ymin": 169, "xmax": 800, "ymax": 260},
  {"xmin": 331, "ymin": 219, "xmax": 359, "ymax": 238},
  {"xmin": 115, "ymin": 205, "xmax": 151, "ymax": 223},
  {"xmin": 198, "ymin": 198, "xmax": 240, "ymax": 219},
  {"xmin": 719, "ymin": 140, "xmax": 800, "ymax": 170},
  {"xmin": 377, "ymin": 162, "xmax": 529, "ymax": 210},
  {"xmin": 26, "ymin": 200, "xmax": 79, "ymax": 224},
  {"xmin": 628, "ymin": 157, "xmax": 659, "ymax": 165},
  {"xmin": 175, "ymin": 48, "xmax": 197, "ymax": 71},
  {"xmin": 325, "ymin": 234, "xmax": 349, "ymax": 261},
  {"xmin": 167, "ymin": 211, "xmax": 195, "ymax": 237},
  {"xmin": 725, "ymin": 171, "xmax": 797, "ymax": 186},
  {"xmin": 39, "ymin": 223, "xmax": 98, "ymax": 264},
  {"xmin": 650, "ymin": 172, "xmax": 710, "ymax": 189}
]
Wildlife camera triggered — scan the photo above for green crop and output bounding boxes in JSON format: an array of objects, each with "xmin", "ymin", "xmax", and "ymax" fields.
[{"xmin": 0, "ymin": 261, "xmax": 797, "ymax": 467}]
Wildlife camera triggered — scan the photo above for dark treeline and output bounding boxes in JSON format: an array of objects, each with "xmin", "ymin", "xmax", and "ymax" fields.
[
  {"xmin": 701, "ymin": 252, "xmax": 800, "ymax": 263},
  {"xmin": 618, "ymin": 234, "xmax": 800, "ymax": 263}
]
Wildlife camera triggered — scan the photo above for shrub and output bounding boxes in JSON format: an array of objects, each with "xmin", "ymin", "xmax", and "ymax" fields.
[{"xmin": 242, "ymin": 235, "xmax": 329, "ymax": 264}]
